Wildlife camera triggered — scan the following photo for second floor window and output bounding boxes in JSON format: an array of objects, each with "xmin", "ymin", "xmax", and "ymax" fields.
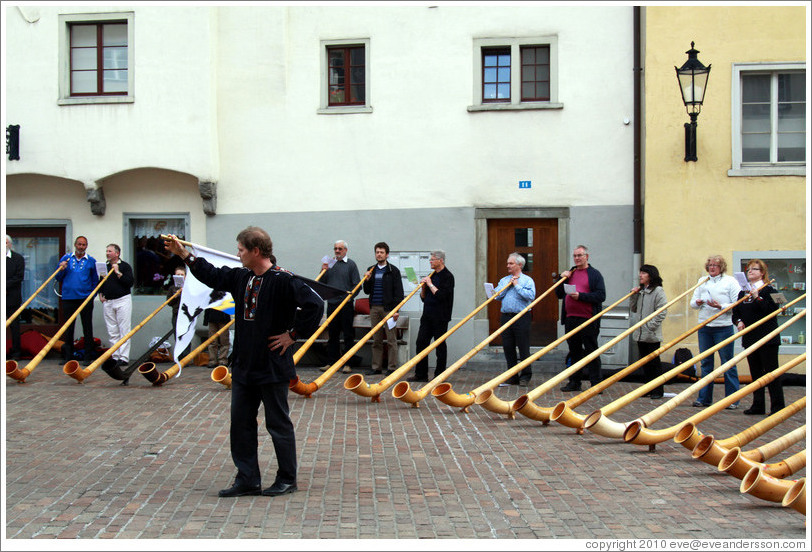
[
  {"xmin": 741, "ymin": 70, "xmax": 805, "ymax": 164},
  {"xmin": 520, "ymin": 45, "xmax": 551, "ymax": 102},
  {"xmin": 483, "ymin": 47, "xmax": 511, "ymax": 102},
  {"xmin": 69, "ymin": 21, "xmax": 128, "ymax": 96},
  {"xmin": 328, "ymin": 45, "xmax": 366, "ymax": 106}
]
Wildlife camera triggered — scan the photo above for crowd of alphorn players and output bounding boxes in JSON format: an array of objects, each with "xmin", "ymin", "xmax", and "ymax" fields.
[{"xmin": 5, "ymin": 236, "xmax": 806, "ymax": 516}]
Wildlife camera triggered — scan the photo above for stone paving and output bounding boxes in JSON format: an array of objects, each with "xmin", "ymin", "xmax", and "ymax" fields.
[{"xmin": 4, "ymin": 356, "xmax": 808, "ymax": 544}]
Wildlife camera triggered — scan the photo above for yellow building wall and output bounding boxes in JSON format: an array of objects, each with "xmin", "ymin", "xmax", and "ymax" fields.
[{"xmin": 643, "ymin": 6, "xmax": 807, "ymax": 373}]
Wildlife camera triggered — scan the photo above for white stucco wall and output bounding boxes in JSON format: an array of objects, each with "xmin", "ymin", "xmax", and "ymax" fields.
[
  {"xmin": 214, "ymin": 5, "xmax": 634, "ymax": 214},
  {"xmin": 3, "ymin": 5, "xmax": 219, "ymax": 185}
]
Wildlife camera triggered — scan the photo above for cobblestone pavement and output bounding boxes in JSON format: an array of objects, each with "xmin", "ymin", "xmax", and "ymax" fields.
[{"xmin": 4, "ymin": 357, "xmax": 809, "ymax": 546}]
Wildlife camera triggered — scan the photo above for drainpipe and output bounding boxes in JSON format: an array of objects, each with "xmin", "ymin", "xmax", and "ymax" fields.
[{"xmin": 633, "ymin": 7, "xmax": 643, "ymax": 263}]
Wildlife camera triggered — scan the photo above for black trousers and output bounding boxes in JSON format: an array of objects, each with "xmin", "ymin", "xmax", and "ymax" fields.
[
  {"xmin": 326, "ymin": 301, "xmax": 355, "ymax": 363},
  {"xmin": 745, "ymin": 343, "xmax": 784, "ymax": 413},
  {"xmin": 564, "ymin": 316, "xmax": 601, "ymax": 386},
  {"xmin": 61, "ymin": 298, "xmax": 95, "ymax": 361},
  {"xmin": 6, "ymin": 299, "xmax": 22, "ymax": 357},
  {"xmin": 636, "ymin": 341, "xmax": 663, "ymax": 396},
  {"xmin": 501, "ymin": 312, "xmax": 532, "ymax": 381},
  {"xmin": 414, "ymin": 316, "xmax": 449, "ymax": 379},
  {"xmin": 230, "ymin": 379, "xmax": 297, "ymax": 487}
]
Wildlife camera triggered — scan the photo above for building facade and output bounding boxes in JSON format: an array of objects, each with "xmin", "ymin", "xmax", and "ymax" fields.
[{"xmin": 5, "ymin": 5, "xmax": 638, "ymax": 363}]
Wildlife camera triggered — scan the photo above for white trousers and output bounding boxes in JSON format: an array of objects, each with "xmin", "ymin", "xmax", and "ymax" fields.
[{"xmin": 103, "ymin": 295, "xmax": 132, "ymax": 362}]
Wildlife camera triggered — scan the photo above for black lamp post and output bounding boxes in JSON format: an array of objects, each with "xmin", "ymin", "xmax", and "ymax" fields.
[{"xmin": 675, "ymin": 42, "xmax": 711, "ymax": 162}]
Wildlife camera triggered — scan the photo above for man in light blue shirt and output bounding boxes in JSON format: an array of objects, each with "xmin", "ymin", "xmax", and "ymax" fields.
[{"xmin": 494, "ymin": 252, "xmax": 536, "ymax": 386}]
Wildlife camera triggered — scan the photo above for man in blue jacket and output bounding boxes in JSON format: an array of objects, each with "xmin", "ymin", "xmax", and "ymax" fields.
[{"xmin": 56, "ymin": 236, "xmax": 99, "ymax": 364}]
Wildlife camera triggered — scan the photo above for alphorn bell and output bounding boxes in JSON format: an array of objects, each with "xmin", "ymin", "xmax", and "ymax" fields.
[
  {"xmin": 433, "ymin": 289, "xmax": 635, "ymax": 414},
  {"xmin": 583, "ymin": 293, "xmax": 805, "ymax": 440},
  {"xmin": 7, "ymin": 270, "xmax": 113, "ymax": 383},
  {"xmin": 552, "ymin": 285, "xmax": 763, "ymax": 432},
  {"xmin": 394, "ymin": 278, "xmax": 566, "ymax": 407},
  {"xmin": 477, "ymin": 289, "xmax": 643, "ymax": 418},
  {"xmin": 674, "ymin": 396, "xmax": 806, "ymax": 463},
  {"xmin": 141, "ymin": 318, "xmax": 234, "ymax": 385},
  {"xmin": 64, "ymin": 289, "xmax": 182, "ymax": 383},
  {"xmin": 719, "ymin": 440, "xmax": 807, "ymax": 480},
  {"xmin": 781, "ymin": 477, "xmax": 806, "ymax": 515},
  {"xmin": 741, "ymin": 463, "xmax": 806, "ymax": 506},
  {"xmin": 348, "ymin": 279, "xmax": 515, "ymax": 403},
  {"xmin": 5, "ymin": 265, "xmax": 64, "ymax": 327},
  {"xmin": 514, "ymin": 277, "xmax": 708, "ymax": 424},
  {"xmin": 289, "ymin": 272, "xmax": 434, "ymax": 398}
]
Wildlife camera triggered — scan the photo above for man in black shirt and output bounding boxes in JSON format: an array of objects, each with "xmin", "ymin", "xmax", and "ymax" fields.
[
  {"xmin": 165, "ymin": 228, "xmax": 322, "ymax": 498},
  {"xmin": 410, "ymin": 250, "xmax": 454, "ymax": 382},
  {"xmin": 99, "ymin": 244, "xmax": 134, "ymax": 368},
  {"xmin": 5, "ymin": 235, "xmax": 25, "ymax": 360}
]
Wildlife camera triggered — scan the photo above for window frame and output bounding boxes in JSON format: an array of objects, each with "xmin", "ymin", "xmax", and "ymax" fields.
[
  {"xmin": 319, "ymin": 38, "xmax": 372, "ymax": 115},
  {"xmin": 470, "ymin": 36, "xmax": 562, "ymax": 112},
  {"xmin": 729, "ymin": 62, "xmax": 806, "ymax": 177},
  {"xmin": 58, "ymin": 12, "xmax": 135, "ymax": 106}
]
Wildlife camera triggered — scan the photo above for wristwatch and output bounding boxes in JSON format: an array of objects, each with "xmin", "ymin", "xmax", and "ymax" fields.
[{"xmin": 184, "ymin": 254, "xmax": 196, "ymax": 267}]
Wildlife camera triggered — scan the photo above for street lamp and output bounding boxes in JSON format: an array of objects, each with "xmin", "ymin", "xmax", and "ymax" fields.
[{"xmin": 675, "ymin": 42, "xmax": 711, "ymax": 162}]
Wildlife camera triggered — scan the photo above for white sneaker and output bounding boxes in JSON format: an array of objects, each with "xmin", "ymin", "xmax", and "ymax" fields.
[
  {"xmin": 320, "ymin": 365, "xmax": 330, "ymax": 372},
  {"xmin": 342, "ymin": 366, "xmax": 352, "ymax": 373}
]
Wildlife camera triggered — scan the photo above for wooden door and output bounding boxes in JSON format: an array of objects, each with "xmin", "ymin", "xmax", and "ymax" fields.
[
  {"xmin": 487, "ymin": 218, "xmax": 558, "ymax": 346},
  {"xmin": 7, "ymin": 227, "xmax": 66, "ymax": 336}
]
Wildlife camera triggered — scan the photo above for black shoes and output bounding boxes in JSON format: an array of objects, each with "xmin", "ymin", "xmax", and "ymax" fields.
[
  {"xmin": 407, "ymin": 376, "xmax": 428, "ymax": 383},
  {"xmin": 648, "ymin": 393, "xmax": 664, "ymax": 400},
  {"xmin": 692, "ymin": 401, "xmax": 710, "ymax": 408},
  {"xmin": 367, "ymin": 369, "xmax": 383, "ymax": 375},
  {"xmin": 262, "ymin": 481, "xmax": 297, "ymax": 497},
  {"xmin": 743, "ymin": 408, "xmax": 765, "ymax": 415},
  {"xmin": 560, "ymin": 383, "xmax": 581, "ymax": 392},
  {"xmin": 218, "ymin": 483, "xmax": 261, "ymax": 497}
]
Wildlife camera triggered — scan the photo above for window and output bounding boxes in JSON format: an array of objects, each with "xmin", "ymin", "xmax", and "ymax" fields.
[
  {"xmin": 58, "ymin": 12, "xmax": 134, "ymax": 105},
  {"xmin": 471, "ymin": 37, "xmax": 561, "ymax": 112},
  {"xmin": 482, "ymin": 48, "xmax": 511, "ymax": 102},
  {"xmin": 319, "ymin": 39, "xmax": 371, "ymax": 114},
  {"xmin": 125, "ymin": 215, "xmax": 189, "ymax": 296},
  {"xmin": 328, "ymin": 46, "xmax": 365, "ymax": 106},
  {"xmin": 730, "ymin": 63, "xmax": 806, "ymax": 176}
]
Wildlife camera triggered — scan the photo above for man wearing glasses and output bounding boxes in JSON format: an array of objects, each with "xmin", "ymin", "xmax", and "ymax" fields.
[
  {"xmin": 321, "ymin": 240, "xmax": 361, "ymax": 373},
  {"xmin": 556, "ymin": 245, "xmax": 606, "ymax": 392}
]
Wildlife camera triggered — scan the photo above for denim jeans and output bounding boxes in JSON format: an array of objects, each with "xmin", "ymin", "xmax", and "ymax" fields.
[{"xmin": 696, "ymin": 324, "xmax": 738, "ymax": 406}]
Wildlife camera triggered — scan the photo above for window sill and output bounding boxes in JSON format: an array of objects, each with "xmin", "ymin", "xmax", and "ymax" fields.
[
  {"xmin": 728, "ymin": 166, "xmax": 806, "ymax": 177},
  {"xmin": 317, "ymin": 105, "xmax": 373, "ymax": 115},
  {"xmin": 58, "ymin": 96, "xmax": 134, "ymax": 106},
  {"xmin": 468, "ymin": 102, "xmax": 564, "ymax": 112}
]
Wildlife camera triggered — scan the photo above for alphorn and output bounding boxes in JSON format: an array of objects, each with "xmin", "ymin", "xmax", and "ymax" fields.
[
  {"xmin": 348, "ymin": 279, "xmax": 515, "ymax": 402},
  {"xmin": 394, "ymin": 278, "xmax": 565, "ymax": 407},
  {"xmin": 433, "ymin": 290, "xmax": 635, "ymax": 413},
  {"xmin": 719, "ymin": 438, "xmax": 807, "ymax": 480},
  {"xmin": 289, "ymin": 272, "xmax": 434, "ymax": 398},
  {"xmin": 741, "ymin": 464, "xmax": 806, "ymax": 506},
  {"xmin": 215, "ymin": 269, "xmax": 363, "ymax": 389},
  {"xmin": 513, "ymin": 277, "xmax": 708, "ymax": 423},
  {"xmin": 63, "ymin": 289, "xmax": 182, "ymax": 383},
  {"xmin": 781, "ymin": 477, "xmax": 806, "ymax": 515},
  {"xmin": 5, "ymin": 265, "xmax": 64, "ymax": 327},
  {"xmin": 621, "ymin": 338, "xmax": 806, "ymax": 449},
  {"xmin": 478, "ymin": 287, "xmax": 657, "ymax": 418},
  {"xmin": 292, "ymin": 272, "xmax": 368, "ymax": 365},
  {"xmin": 140, "ymin": 318, "xmax": 234, "ymax": 385},
  {"xmin": 583, "ymin": 293, "xmax": 806, "ymax": 440},
  {"xmin": 674, "ymin": 396, "xmax": 807, "ymax": 462},
  {"xmin": 552, "ymin": 287, "xmax": 760, "ymax": 432},
  {"xmin": 7, "ymin": 270, "xmax": 113, "ymax": 383}
]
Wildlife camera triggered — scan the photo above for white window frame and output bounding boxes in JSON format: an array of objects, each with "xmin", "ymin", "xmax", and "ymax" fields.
[
  {"xmin": 58, "ymin": 12, "xmax": 135, "ymax": 106},
  {"xmin": 729, "ymin": 62, "xmax": 806, "ymax": 177},
  {"xmin": 318, "ymin": 38, "xmax": 372, "ymax": 115},
  {"xmin": 469, "ymin": 36, "xmax": 562, "ymax": 112}
]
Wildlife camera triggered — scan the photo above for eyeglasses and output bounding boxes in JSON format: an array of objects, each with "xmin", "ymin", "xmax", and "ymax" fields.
[
  {"xmin": 707, "ymin": 263, "xmax": 720, "ymax": 267},
  {"xmin": 573, "ymin": 254, "xmax": 586, "ymax": 258},
  {"xmin": 747, "ymin": 267, "xmax": 762, "ymax": 271}
]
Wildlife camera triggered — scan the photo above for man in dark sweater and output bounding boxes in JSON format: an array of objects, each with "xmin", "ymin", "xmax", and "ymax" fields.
[
  {"xmin": 362, "ymin": 242, "xmax": 404, "ymax": 375},
  {"xmin": 99, "ymin": 244, "xmax": 134, "ymax": 368},
  {"xmin": 320, "ymin": 240, "xmax": 361, "ymax": 373},
  {"xmin": 165, "ymin": 228, "xmax": 322, "ymax": 498},
  {"xmin": 410, "ymin": 250, "xmax": 454, "ymax": 382}
]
